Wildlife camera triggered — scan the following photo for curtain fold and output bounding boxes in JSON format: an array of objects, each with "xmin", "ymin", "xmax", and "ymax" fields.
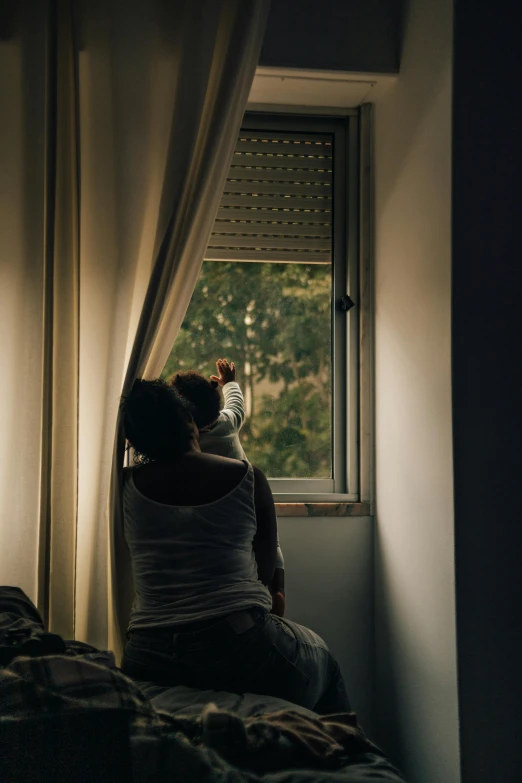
[
  {"xmin": 0, "ymin": 0, "xmax": 269, "ymax": 652},
  {"xmin": 43, "ymin": 0, "xmax": 81, "ymax": 638},
  {"xmin": 109, "ymin": 0, "xmax": 270, "ymax": 656},
  {"xmin": 0, "ymin": 0, "xmax": 80, "ymax": 637},
  {"xmin": 0, "ymin": 0, "xmax": 48, "ymax": 607}
]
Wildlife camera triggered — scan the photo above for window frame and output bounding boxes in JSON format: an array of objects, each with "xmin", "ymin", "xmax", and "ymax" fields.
[{"xmin": 225, "ymin": 111, "xmax": 361, "ymax": 502}]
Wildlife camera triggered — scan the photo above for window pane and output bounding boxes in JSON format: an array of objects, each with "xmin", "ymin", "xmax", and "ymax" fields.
[{"xmin": 161, "ymin": 261, "xmax": 332, "ymax": 478}]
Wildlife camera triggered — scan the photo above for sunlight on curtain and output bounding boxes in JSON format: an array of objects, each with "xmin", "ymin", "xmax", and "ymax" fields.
[
  {"xmin": 0, "ymin": 0, "xmax": 83, "ymax": 638},
  {"xmin": 0, "ymin": 2, "xmax": 48, "ymax": 608},
  {"xmin": 0, "ymin": 0, "xmax": 269, "ymax": 652}
]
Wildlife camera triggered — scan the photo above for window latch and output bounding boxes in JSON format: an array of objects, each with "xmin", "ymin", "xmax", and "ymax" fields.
[{"xmin": 340, "ymin": 295, "xmax": 355, "ymax": 312}]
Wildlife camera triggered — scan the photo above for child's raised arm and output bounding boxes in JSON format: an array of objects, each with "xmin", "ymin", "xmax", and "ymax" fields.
[{"xmin": 210, "ymin": 358, "xmax": 245, "ymax": 430}]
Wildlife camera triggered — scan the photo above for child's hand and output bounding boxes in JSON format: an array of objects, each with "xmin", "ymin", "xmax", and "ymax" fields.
[{"xmin": 210, "ymin": 358, "xmax": 236, "ymax": 387}]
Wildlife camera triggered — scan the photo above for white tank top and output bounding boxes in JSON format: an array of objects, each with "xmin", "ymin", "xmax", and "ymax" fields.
[{"xmin": 123, "ymin": 461, "xmax": 272, "ymax": 630}]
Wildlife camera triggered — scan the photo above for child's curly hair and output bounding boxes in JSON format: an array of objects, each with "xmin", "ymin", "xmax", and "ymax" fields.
[{"xmin": 169, "ymin": 371, "xmax": 222, "ymax": 429}]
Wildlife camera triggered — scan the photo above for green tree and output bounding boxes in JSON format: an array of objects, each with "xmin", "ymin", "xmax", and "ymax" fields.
[{"xmin": 161, "ymin": 261, "xmax": 332, "ymax": 477}]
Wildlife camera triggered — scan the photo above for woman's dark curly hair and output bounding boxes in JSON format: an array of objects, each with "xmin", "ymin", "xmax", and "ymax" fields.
[
  {"xmin": 169, "ymin": 371, "xmax": 222, "ymax": 429},
  {"xmin": 121, "ymin": 378, "xmax": 194, "ymax": 464}
]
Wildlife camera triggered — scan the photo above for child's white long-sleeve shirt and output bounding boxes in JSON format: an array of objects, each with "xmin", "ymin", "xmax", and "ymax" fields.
[
  {"xmin": 198, "ymin": 382, "xmax": 284, "ymax": 572},
  {"xmin": 198, "ymin": 382, "xmax": 247, "ymax": 460}
]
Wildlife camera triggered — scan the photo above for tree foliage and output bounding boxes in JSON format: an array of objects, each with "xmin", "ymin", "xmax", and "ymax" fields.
[{"xmin": 161, "ymin": 261, "xmax": 332, "ymax": 478}]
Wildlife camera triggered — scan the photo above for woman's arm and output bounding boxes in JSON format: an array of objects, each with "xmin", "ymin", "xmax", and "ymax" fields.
[{"xmin": 252, "ymin": 464, "xmax": 277, "ymax": 587}]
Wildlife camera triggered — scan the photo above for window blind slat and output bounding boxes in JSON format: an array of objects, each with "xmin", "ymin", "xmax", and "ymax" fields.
[
  {"xmin": 219, "ymin": 195, "xmax": 332, "ymax": 210},
  {"xmin": 228, "ymin": 167, "xmax": 331, "ymax": 185},
  {"xmin": 212, "ymin": 222, "xmax": 331, "ymax": 238},
  {"xmin": 235, "ymin": 140, "xmax": 332, "ymax": 157},
  {"xmin": 206, "ymin": 249, "xmax": 330, "ymax": 263},
  {"xmin": 206, "ymin": 131, "xmax": 334, "ymax": 263},
  {"xmin": 208, "ymin": 236, "xmax": 331, "ymax": 251},
  {"xmin": 222, "ymin": 181, "xmax": 331, "ymax": 197},
  {"xmin": 216, "ymin": 207, "xmax": 331, "ymax": 223},
  {"xmin": 231, "ymin": 154, "xmax": 332, "ymax": 171}
]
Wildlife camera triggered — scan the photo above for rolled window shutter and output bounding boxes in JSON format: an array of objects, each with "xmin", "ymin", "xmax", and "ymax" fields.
[{"xmin": 206, "ymin": 131, "xmax": 333, "ymax": 263}]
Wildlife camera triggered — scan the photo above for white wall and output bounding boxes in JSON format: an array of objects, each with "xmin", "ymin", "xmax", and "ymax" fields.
[
  {"xmin": 278, "ymin": 516, "xmax": 374, "ymax": 733},
  {"xmin": 372, "ymin": 1, "xmax": 459, "ymax": 781}
]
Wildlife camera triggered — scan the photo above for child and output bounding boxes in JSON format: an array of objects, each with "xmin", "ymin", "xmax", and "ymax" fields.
[
  {"xmin": 172, "ymin": 359, "xmax": 246, "ymax": 460},
  {"xmin": 170, "ymin": 358, "xmax": 285, "ymax": 616}
]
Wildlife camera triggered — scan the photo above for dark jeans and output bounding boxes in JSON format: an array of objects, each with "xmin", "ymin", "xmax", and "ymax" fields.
[{"xmin": 121, "ymin": 608, "xmax": 351, "ymax": 714}]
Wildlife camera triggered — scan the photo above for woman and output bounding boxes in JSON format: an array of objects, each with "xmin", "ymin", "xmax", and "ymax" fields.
[{"xmin": 120, "ymin": 379, "xmax": 350, "ymax": 714}]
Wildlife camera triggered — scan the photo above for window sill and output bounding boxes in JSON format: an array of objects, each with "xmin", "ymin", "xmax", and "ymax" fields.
[{"xmin": 275, "ymin": 502, "xmax": 370, "ymax": 517}]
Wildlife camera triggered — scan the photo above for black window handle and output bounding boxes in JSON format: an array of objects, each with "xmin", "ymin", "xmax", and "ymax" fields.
[{"xmin": 340, "ymin": 295, "xmax": 355, "ymax": 312}]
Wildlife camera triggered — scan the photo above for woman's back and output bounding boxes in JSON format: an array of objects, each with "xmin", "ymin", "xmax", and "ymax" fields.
[
  {"xmin": 120, "ymin": 378, "xmax": 350, "ymax": 714},
  {"xmin": 123, "ymin": 456, "xmax": 272, "ymax": 630}
]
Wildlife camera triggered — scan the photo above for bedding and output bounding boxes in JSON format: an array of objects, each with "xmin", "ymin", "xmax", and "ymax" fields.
[
  {"xmin": 0, "ymin": 587, "xmax": 406, "ymax": 782},
  {"xmin": 142, "ymin": 682, "xmax": 407, "ymax": 782}
]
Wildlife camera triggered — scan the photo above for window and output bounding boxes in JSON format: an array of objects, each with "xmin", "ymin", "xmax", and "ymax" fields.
[{"xmin": 162, "ymin": 114, "xmax": 360, "ymax": 500}]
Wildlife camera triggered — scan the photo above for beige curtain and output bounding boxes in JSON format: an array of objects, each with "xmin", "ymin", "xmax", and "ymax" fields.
[{"xmin": 0, "ymin": 0, "xmax": 269, "ymax": 650}]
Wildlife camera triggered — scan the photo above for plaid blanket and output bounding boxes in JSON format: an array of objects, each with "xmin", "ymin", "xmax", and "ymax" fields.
[
  {"xmin": 1, "ymin": 654, "xmax": 163, "ymax": 731},
  {"xmin": 0, "ymin": 653, "xmax": 259, "ymax": 782}
]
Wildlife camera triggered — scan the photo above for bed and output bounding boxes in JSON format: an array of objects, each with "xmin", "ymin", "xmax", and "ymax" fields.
[{"xmin": 0, "ymin": 587, "xmax": 406, "ymax": 783}]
